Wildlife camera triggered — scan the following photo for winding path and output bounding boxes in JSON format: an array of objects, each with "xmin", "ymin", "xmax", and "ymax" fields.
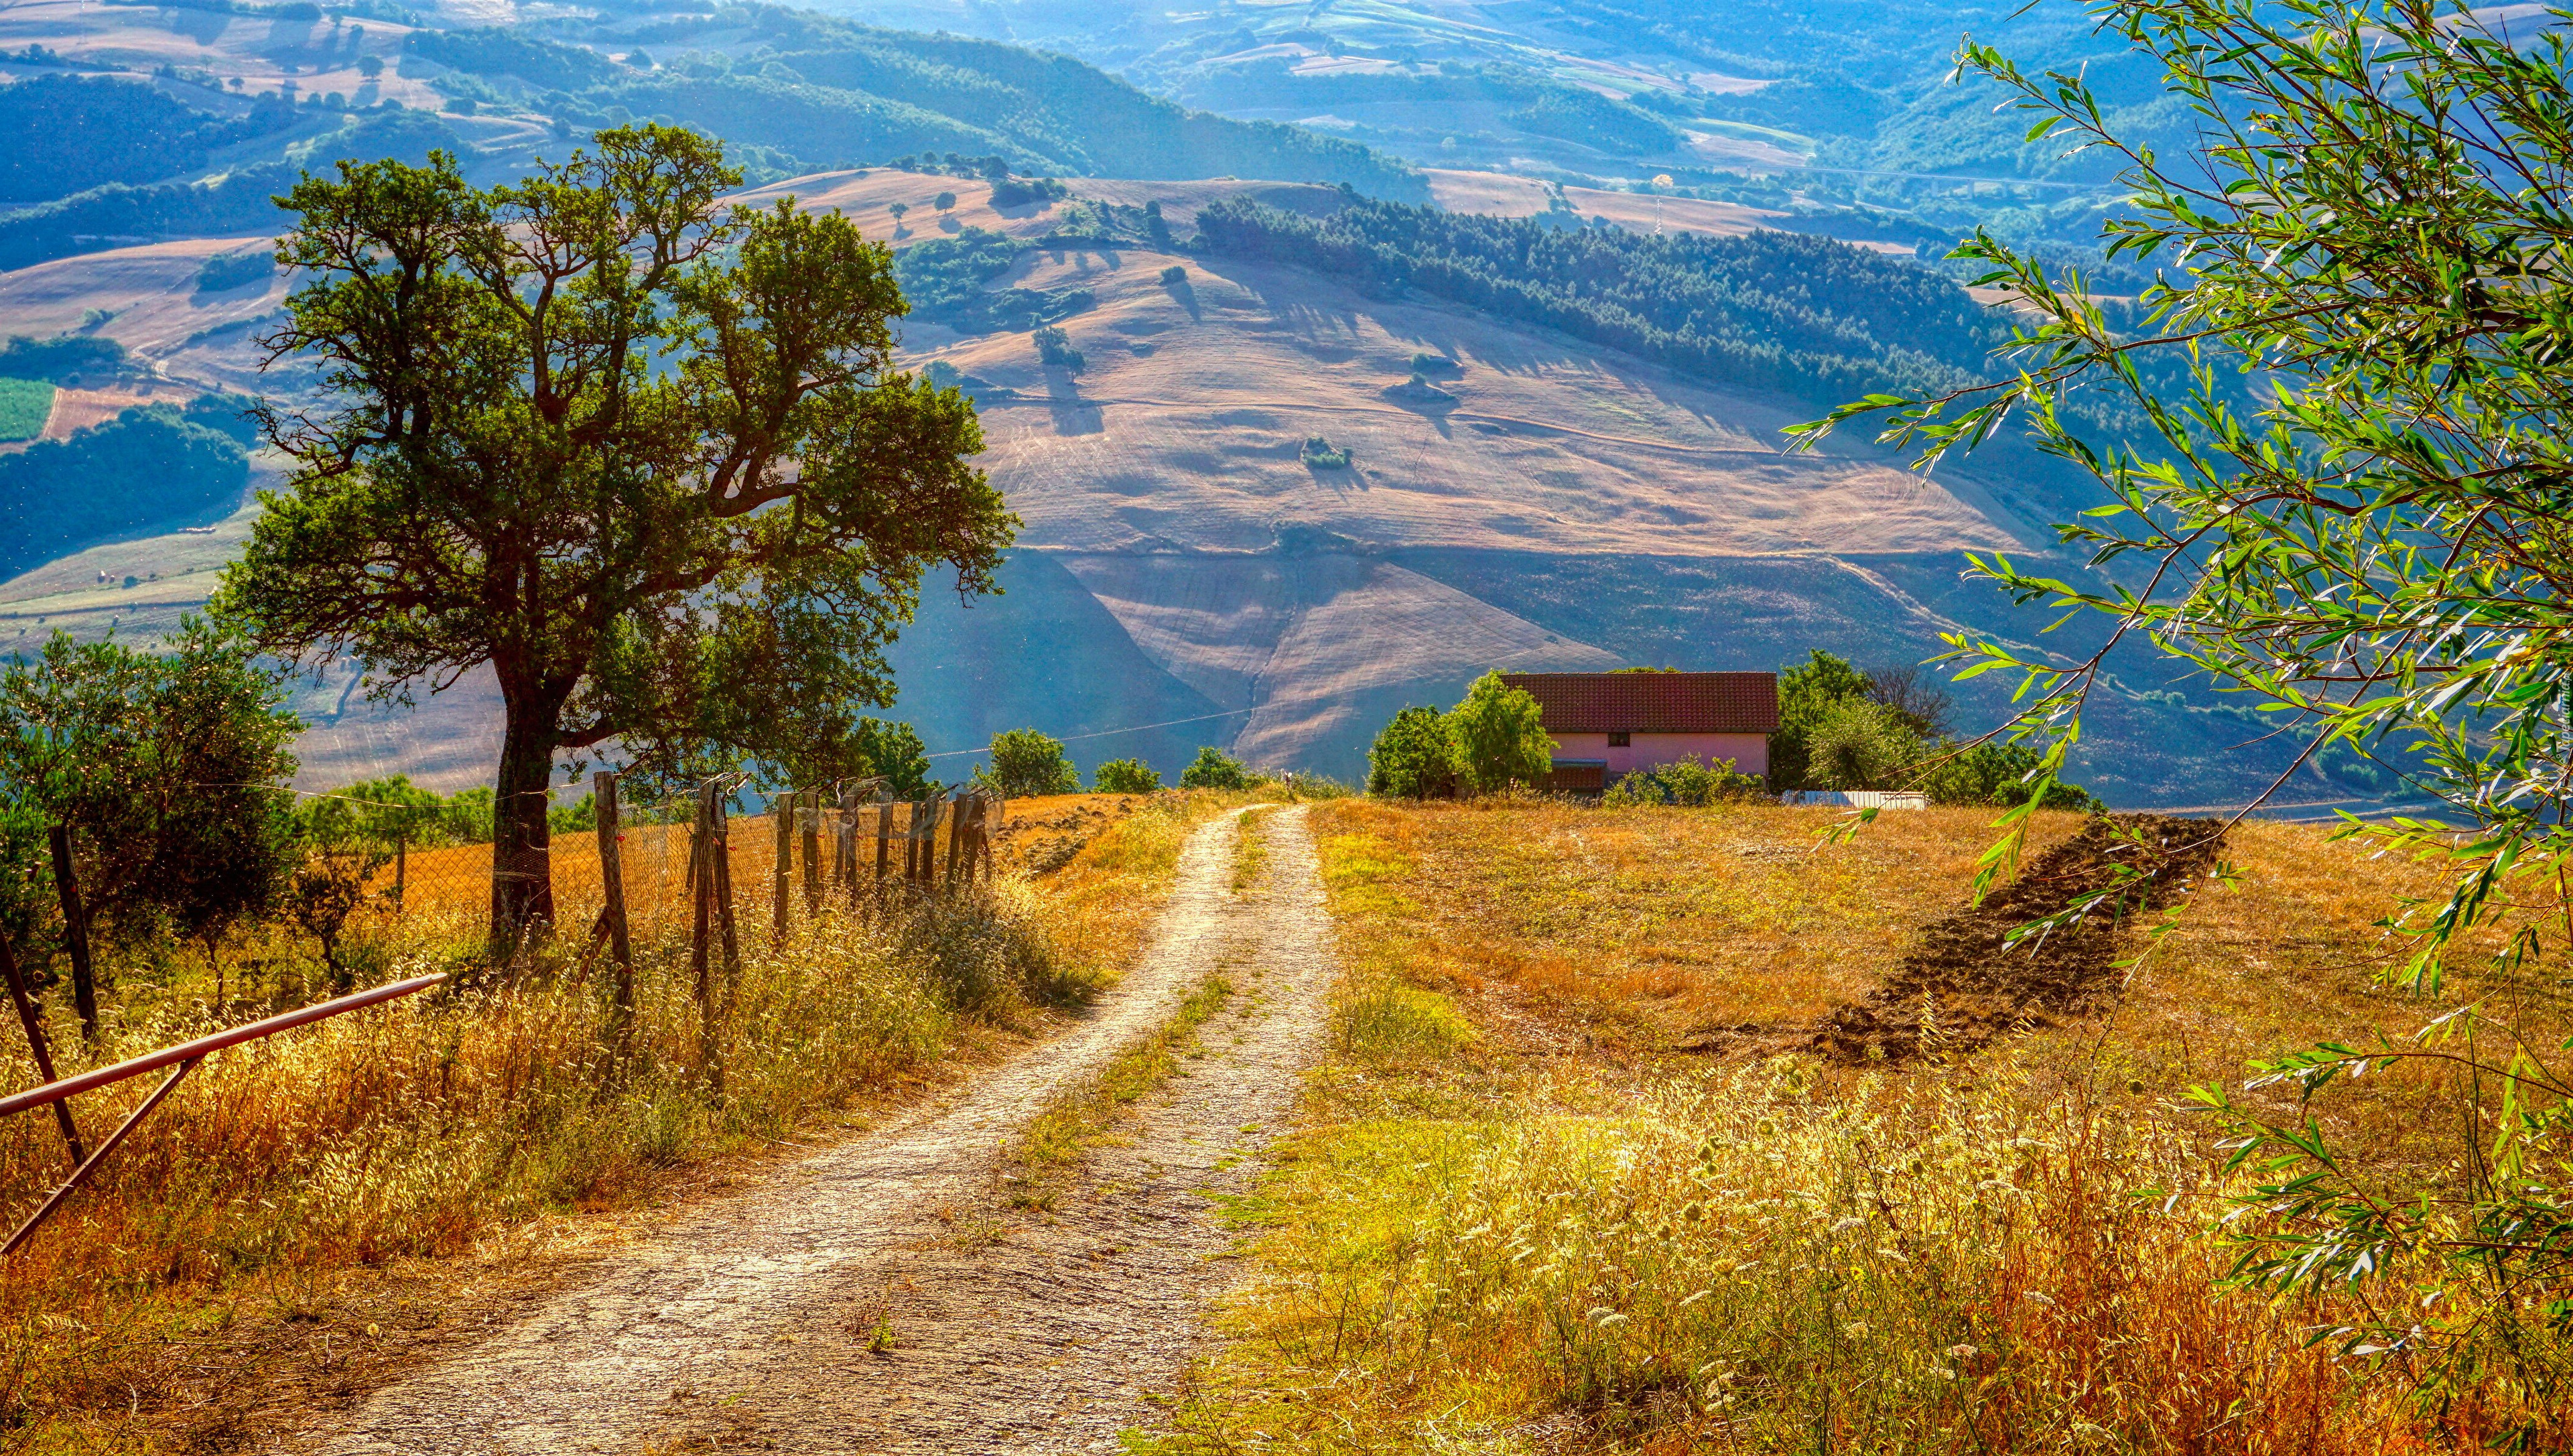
[{"xmin": 291, "ymin": 804, "xmax": 1337, "ymax": 1455}]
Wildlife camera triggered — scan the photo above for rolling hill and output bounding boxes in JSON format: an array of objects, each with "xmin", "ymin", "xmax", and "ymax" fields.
[{"xmin": 0, "ymin": 161, "xmax": 2405, "ymax": 813}]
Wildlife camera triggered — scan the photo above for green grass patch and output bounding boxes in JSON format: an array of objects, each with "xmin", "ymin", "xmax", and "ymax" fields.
[
  {"xmin": 0, "ymin": 377, "xmax": 54, "ymax": 442},
  {"xmin": 1006, "ymin": 973, "xmax": 1234, "ymax": 1208}
]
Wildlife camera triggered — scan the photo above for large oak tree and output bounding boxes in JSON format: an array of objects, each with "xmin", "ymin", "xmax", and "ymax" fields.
[{"xmin": 219, "ymin": 126, "xmax": 1013, "ymax": 941}]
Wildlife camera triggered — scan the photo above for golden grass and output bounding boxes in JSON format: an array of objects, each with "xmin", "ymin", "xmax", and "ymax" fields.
[
  {"xmin": 1143, "ymin": 800, "xmax": 2573, "ymax": 1454},
  {"xmin": 0, "ymin": 791, "xmax": 1231, "ymax": 1453}
]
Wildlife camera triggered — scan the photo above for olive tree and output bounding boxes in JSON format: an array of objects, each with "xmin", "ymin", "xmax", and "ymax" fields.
[
  {"xmin": 220, "ymin": 127, "xmax": 1013, "ymax": 941},
  {"xmin": 1798, "ymin": 0, "xmax": 2573, "ymax": 1421}
]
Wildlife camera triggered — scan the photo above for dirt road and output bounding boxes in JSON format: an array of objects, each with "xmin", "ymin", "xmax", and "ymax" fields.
[{"xmin": 293, "ymin": 803, "xmax": 1336, "ymax": 1455}]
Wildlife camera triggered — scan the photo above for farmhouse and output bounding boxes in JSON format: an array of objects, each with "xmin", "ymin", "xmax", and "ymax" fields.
[{"xmin": 1502, "ymin": 671, "xmax": 1780, "ymax": 792}]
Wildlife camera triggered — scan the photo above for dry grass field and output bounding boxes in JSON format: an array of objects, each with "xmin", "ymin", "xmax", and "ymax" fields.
[
  {"xmin": 1142, "ymin": 799, "xmax": 2573, "ymax": 1454},
  {"xmin": 0, "ymin": 791, "xmax": 1230, "ymax": 1453}
]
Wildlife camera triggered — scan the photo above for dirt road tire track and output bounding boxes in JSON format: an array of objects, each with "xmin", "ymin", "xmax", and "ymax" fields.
[{"xmin": 290, "ymin": 803, "xmax": 1336, "ymax": 1456}]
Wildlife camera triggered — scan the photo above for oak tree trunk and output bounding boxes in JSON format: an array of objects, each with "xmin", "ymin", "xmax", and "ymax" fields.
[{"xmin": 490, "ymin": 709, "xmax": 561, "ymax": 947}]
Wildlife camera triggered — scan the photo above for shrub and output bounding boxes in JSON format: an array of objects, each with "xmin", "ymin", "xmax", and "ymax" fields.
[
  {"xmin": 1917, "ymin": 738, "xmax": 2095, "ymax": 812},
  {"xmin": 1409, "ymin": 352, "xmax": 1461, "ymax": 376},
  {"xmin": 1804, "ymin": 698, "xmax": 1918, "ymax": 791},
  {"xmin": 1179, "ymin": 746, "xmax": 1254, "ymax": 790},
  {"xmin": 1601, "ymin": 754, "xmax": 1763, "ymax": 807},
  {"xmin": 194, "ymin": 248, "xmax": 275, "ymax": 293},
  {"xmin": 1447, "ymin": 671, "xmax": 1552, "ymax": 795},
  {"xmin": 1092, "ymin": 757, "xmax": 1161, "ymax": 794},
  {"xmin": 934, "ymin": 190, "xmax": 957, "ymax": 211},
  {"xmin": 1159, "ymin": 264, "xmax": 1187, "ymax": 285},
  {"xmin": 988, "ymin": 176, "xmax": 1067, "ymax": 208},
  {"xmin": 1299, "ymin": 436, "xmax": 1352, "ymax": 468},
  {"xmin": 982, "ymin": 728, "xmax": 1077, "ymax": 797},
  {"xmin": 1032, "ymin": 324, "xmax": 1084, "ymax": 370},
  {"xmin": 1366, "ymin": 706, "xmax": 1465, "ymax": 799}
]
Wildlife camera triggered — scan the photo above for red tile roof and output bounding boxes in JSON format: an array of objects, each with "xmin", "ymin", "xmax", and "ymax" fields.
[{"xmin": 1500, "ymin": 671, "xmax": 1780, "ymax": 735}]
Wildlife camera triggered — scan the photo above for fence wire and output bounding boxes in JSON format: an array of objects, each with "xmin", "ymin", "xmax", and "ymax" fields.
[{"xmin": 336, "ymin": 779, "xmax": 1004, "ymax": 950}]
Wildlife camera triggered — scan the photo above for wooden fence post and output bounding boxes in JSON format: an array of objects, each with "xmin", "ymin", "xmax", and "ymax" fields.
[
  {"xmin": 0, "ymin": 937, "xmax": 83, "ymax": 1167},
  {"xmin": 835, "ymin": 787, "xmax": 856, "ymax": 906},
  {"xmin": 689, "ymin": 782, "xmax": 716, "ymax": 1085},
  {"xmin": 393, "ymin": 835, "xmax": 407, "ymax": 911},
  {"xmin": 771, "ymin": 789, "xmax": 793, "ymax": 947},
  {"xmin": 594, "ymin": 771, "xmax": 633, "ymax": 1014},
  {"xmin": 874, "ymin": 797, "xmax": 895, "ymax": 911},
  {"xmin": 801, "ymin": 791, "xmax": 824, "ymax": 917},
  {"xmin": 46, "ymin": 826, "xmax": 97, "ymax": 1045},
  {"xmin": 712, "ymin": 795, "xmax": 741, "ymax": 986},
  {"xmin": 945, "ymin": 793, "xmax": 972, "ymax": 887}
]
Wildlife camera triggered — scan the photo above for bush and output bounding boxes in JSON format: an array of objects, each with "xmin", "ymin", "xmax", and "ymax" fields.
[
  {"xmin": 1410, "ymin": 352, "xmax": 1461, "ymax": 376},
  {"xmin": 1299, "ymin": 436, "xmax": 1353, "ymax": 468},
  {"xmin": 1804, "ymin": 698, "xmax": 1918, "ymax": 791},
  {"xmin": 1180, "ymin": 746, "xmax": 1254, "ymax": 790},
  {"xmin": 1032, "ymin": 324, "xmax": 1085, "ymax": 370},
  {"xmin": 1601, "ymin": 754, "xmax": 1764, "ymax": 807},
  {"xmin": 1092, "ymin": 757, "xmax": 1161, "ymax": 794},
  {"xmin": 195, "ymin": 248, "xmax": 276, "ymax": 293},
  {"xmin": 988, "ymin": 176, "xmax": 1067, "ymax": 208},
  {"xmin": 1917, "ymin": 738, "xmax": 2096, "ymax": 812},
  {"xmin": 1159, "ymin": 264, "xmax": 1187, "ymax": 285},
  {"xmin": 934, "ymin": 190, "xmax": 957, "ymax": 211},
  {"xmin": 1447, "ymin": 671, "xmax": 1553, "ymax": 795},
  {"xmin": 1366, "ymin": 705, "xmax": 1465, "ymax": 799},
  {"xmin": 983, "ymin": 728, "xmax": 1078, "ymax": 797}
]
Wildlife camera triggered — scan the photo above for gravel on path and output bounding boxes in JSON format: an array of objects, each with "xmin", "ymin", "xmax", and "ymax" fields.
[{"xmin": 290, "ymin": 802, "xmax": 1335, "ymax": 1456}]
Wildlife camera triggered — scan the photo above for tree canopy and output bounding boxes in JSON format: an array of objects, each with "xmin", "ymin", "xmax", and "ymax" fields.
[
  {"xmin": 1805, "ymin": 0, "xmax": 2573, "ymax": 1419},
  {"xmin": 218, "ymin": 125, "xmax": 1014, "ymax": 939}
]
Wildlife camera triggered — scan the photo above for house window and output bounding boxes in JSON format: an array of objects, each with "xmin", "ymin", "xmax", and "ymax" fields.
[{"xmin": 1607, "ymin": 732, "xmax": 1631, "ymax": 747}]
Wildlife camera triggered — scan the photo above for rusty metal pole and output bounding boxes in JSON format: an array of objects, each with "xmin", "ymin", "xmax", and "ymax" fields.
[
  {"xmin": 46, "ymin": 826, "xmax": 97, "ymax": 1044},
  {"xmin": 3, "ymin": 1057, "xmax": 196, "ymax": 1258},
  {"xmin": 0, "ymin": 937, "xmax": 82, "ymax": 1165}
]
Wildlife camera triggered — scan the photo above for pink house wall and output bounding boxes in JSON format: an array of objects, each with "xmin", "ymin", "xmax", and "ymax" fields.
[{"xmin": 1549, "ymin": 732, "xmax": 1769, "ymax": 781}]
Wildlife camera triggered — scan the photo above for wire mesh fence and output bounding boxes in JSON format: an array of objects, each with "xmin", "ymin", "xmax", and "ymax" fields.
[{"xmin": 340, "ymin": 775, "xmax": 1006, "ymax": 959}]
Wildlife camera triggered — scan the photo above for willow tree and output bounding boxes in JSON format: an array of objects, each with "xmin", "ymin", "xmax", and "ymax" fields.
[
  {"xmin": 1798, "ymin": 0, "xmax": 2573, "ymax": 1425},
  {"xmin": 220, "ymin": 126, "xmax": 1012, "ymax": 941}
]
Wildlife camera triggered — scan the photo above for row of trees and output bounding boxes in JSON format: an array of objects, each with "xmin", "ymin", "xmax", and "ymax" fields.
[{"xmin": 980, "ymin": 730, "xmax": 1254, "ymax": 797}]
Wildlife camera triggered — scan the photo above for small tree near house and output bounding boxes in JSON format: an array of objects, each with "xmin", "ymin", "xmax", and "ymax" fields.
[
  {"xmin": 1446, "ymin": 671, "xmax": 1551, "ymax": 794},
  {"xmin": 1366, "ymin": 706, "xmax": 1463, "ymax": 799}
]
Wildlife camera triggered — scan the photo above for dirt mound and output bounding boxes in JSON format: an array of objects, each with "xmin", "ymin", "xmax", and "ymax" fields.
[{"xmin": 1815, "ymin": 813, "xmax": 2226, "ymax": 1062}]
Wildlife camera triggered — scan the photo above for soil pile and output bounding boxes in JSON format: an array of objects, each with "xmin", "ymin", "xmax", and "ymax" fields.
[{"xmin": 1816, "ymin": 813, "xmax": 2225, "ymax": 1062}]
